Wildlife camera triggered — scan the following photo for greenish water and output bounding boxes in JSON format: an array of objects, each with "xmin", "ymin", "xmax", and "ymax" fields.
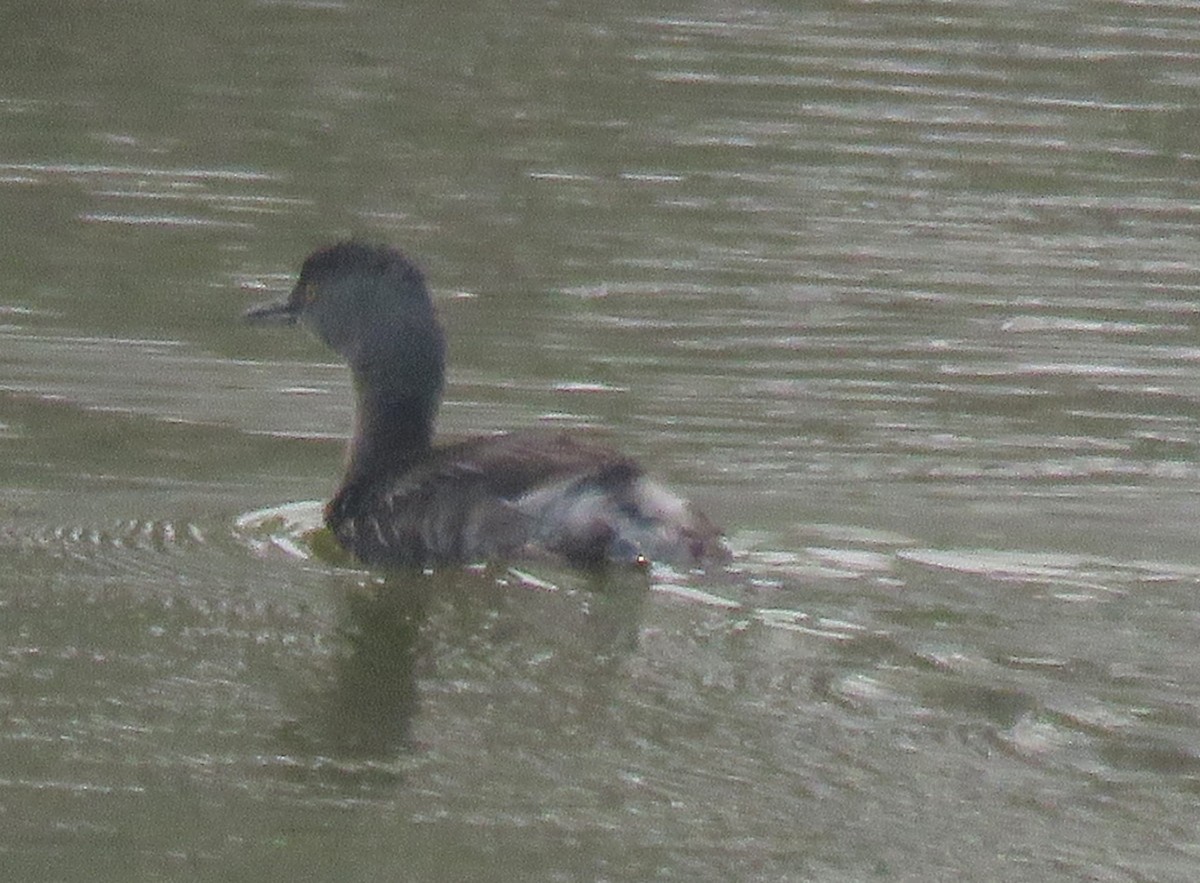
[{"xmin": 4, "ymin": 1, "xmax": 1200, "ymax": 880}]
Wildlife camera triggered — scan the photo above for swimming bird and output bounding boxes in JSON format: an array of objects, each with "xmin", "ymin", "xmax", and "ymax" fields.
[{"xmin": 245, "ymin": 241, "xmax": 728, "ymax": 571}]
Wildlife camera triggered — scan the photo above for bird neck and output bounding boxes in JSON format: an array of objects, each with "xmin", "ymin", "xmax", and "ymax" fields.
[{"xmin": 342, "ymin": 376, "xmax": 439, "ymax": 487}]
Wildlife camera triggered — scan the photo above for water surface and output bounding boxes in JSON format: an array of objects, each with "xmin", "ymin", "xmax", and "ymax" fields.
[{"xmin": 4, "ymin": 1, "xmax": 1200, "ymax": 880}]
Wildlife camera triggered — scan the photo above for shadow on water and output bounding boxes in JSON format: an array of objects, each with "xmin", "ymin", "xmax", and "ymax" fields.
[
  {"xmin": 282, "ymin": 579, "xmax": 431, "ymax": 759},
  {"xmin": 276, "ymin": 566, "xmax": 650, "ymax": 764}
]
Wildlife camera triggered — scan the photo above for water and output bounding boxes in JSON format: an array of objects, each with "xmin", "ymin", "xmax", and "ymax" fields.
[{"xmin": 4, "ymin": 1, "xmax": 1200, "ymax": 879}]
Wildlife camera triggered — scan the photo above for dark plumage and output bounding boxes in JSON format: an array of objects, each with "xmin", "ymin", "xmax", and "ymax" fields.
[{"xmin": 245, "ymin": 241, "xmax": 728, "ymax": 570}]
